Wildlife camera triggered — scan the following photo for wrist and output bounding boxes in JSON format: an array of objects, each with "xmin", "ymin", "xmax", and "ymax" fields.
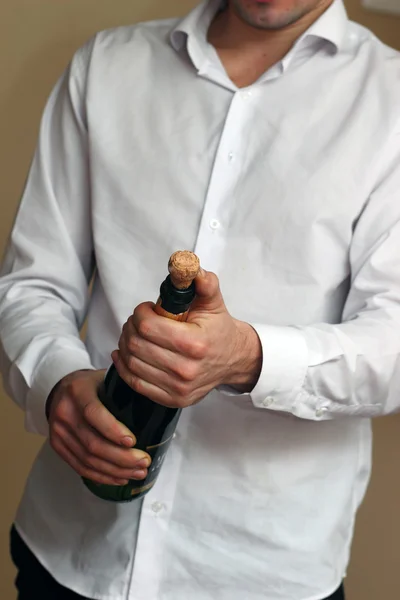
[
  {"xmin": 45, "ymin": 368, "xmax": 94, "ymax": 421},
  {"xmin": 224, "ymin": 320, "xmax": 262, "ymax": 393}
]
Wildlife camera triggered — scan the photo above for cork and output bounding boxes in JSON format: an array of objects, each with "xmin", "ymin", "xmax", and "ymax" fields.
[{"xmin": 168, "ymin": 251, "xmax": 200, "ymax": 289}]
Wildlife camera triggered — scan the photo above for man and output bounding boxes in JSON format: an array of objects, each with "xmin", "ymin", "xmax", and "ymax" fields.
[{"xmin": 1, "ymin": 0, "xmax": 400, "ymax": 598}]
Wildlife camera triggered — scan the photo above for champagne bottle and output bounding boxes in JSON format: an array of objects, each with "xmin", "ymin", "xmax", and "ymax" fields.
[{"xmin": 83, "ymin": 251, "xmax": 200, "ymax": 502}]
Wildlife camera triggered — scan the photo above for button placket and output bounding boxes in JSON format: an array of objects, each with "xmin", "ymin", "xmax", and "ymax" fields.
[
  {"xmin": 193, "ymin": 93, "xmax": 251, "ymax": 270},
  {"xmin": 131, "ymin": 410, "xmax": 193, "ymax": 597}
]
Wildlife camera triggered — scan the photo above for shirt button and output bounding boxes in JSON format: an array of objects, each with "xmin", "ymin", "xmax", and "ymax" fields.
[
  {"xmin": 315, "ymin": 407, "xmax": 327, "ymax": 418},
  {"xmin": 209, "ymin": 219, "xmax": 220, "ymax": 230},
  {"xmin": 228, "ymin": 152, "xmax": 234, "ymax": 162},
  {"xmin": 242, "ymin": 91, "xmax": 253, "ymax": 100},
  {"xmin": 262, "ymin": 396, "xmax": 274, "ymax": 408},
  {"xmin": 172, "ymin": 433, "xmax": 177, "ymax": 440},
  {"xmin": 151, "ymin": 501, "xmax": 165, "ymax": 514}
]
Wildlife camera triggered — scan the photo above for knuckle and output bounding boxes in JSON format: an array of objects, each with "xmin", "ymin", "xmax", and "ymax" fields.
[
  {"xmin": 172, "ymin": 380, "xmax": 189, "ymax": 398},
  {"xmin": 171, "ymin": 361, "xmax": 184, "ymax": 379},
  {"xmin": 131, "ymin": 376, "xmax": 144, "ymax": 395},
  {"xmin": 189, "ymin": 340, "xmax": 207, "ymax": 360},
  {"xmin": 126, "ymin": 336, "xmax": 139, "ymax": 355},
  {"xmin": 66, "ymin": 378, "xmax": 81, "ymax": 397},
  {"xmin": 82, "ymin": 453, "xmax": 96, "ymax": 470},
  {"xmin": 126, "ymin": 355, "xmax": 139, "ymax": 380},
  {"xmin": 133, "ymin": 304, "xmax": 145, "ymax": 319},
  {"xmin": 137, "ymin": 319, "xmax": 152, "ymax": 339},
  {"xmin": 82, "ymin": 401, "xmax": 99, "ymax": 422},
  {"xmin": 79, "ymin": 465, "xmax": 92, "ymax": 478},
  {"xmin": 178, "ymin": 363, "xmax": 198, "ymax": 383},
  {"xmin": 127, "ymin": 355, "xmax": 139, "ymax": 375},
  {"xmin": 175, "ymin": 337, "xmax": 192, "ymax": 355},
  {"xmin": 85, "ymin": 437, "xmax": 98, "ymax": 456},
  {"xmin": 209, "ymin": 272, "xmax": 220, "ymax": 288},
  {"xmin": 54, "ymin": 399, "xmax": 70, "ymax": 422},
  {"xmin": 176, "ymin": 337, "xmax": 207, "ymax": 360}
]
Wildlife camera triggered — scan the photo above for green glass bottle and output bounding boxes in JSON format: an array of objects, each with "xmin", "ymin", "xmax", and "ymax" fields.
[{"xmin": 82, "ymin": 251, "xmax": 200, "ymax": 502}]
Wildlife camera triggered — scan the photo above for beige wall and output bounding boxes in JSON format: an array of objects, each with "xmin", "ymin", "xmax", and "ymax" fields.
[{"xmin": 1, "ymin": 1, "xmax": 399, "ymax": 599}]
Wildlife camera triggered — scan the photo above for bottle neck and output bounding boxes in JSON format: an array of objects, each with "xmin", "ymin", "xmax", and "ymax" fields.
[{"xmin": 158, "ymin": 275, "xmax": 196, "ymax": 316}]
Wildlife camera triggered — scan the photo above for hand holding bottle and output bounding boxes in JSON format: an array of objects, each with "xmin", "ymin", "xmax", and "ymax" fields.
[
  {"xmin": 47, "ymin": 252, "xmax": 262, "ymax": 502},
  {"xmin": 112, "ymin": 268, "xmax": 262, "ymax": 409},
  {"xmin": 47, "ymin": 369, "xmax": 151, "ymax": 486}
]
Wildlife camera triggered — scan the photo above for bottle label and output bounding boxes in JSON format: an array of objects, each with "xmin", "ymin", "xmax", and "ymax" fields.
[{"xmin": 130, "ymin": 433, "xmax": 175, "ymax": 496}]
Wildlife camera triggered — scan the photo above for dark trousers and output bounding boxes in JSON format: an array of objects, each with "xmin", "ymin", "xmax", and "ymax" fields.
[{"xmin": 10, "ymin": 525, "xmax": 345, "ymax": 599}]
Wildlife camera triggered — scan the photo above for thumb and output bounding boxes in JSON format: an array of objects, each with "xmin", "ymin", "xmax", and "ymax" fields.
[{"xmin": 190, "ymin": 268, "xmax": 226, "ymax": 314}]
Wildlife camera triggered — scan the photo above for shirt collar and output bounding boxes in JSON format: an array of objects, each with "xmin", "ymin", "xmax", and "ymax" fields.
[
  {"xmin": 170, "ymin": 0, "xmax": 222, "ymax": 71},
  {"xmin": 170, "ymin": 0, "xmax": 349, "ymax": 60},
  {"xmin": 300, "ymin": 0, "xmax": 348, "ymax": 53},
  {"xmin": 170, "ymin": 0, "xmax": 221, "ymax": 54}
]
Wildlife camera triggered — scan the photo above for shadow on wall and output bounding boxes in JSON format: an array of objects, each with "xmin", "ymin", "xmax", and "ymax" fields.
[{"xmin": 0, "ymin": 39, "xmax": 84, "ymax": 245}]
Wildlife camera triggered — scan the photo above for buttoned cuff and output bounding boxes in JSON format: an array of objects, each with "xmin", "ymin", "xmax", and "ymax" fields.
[
  {"xmin": 26, "ymin": 349, "xmax": 95, "ymax": 436},
  {"xmin": 248, "ymin": 324, "xmax": 309, "ymax": 412}
]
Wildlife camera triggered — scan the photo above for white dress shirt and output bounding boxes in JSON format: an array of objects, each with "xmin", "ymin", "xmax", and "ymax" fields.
[{"xmin": 1, "ymin": 1, "xmax": 400, "ymax": 598}]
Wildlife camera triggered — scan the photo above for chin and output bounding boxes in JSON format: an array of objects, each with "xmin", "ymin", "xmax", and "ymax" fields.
[
  {"xmin": 232, "ymin": 0, "xmax": 305, "ymax": 30},
  {"xmin": 244, "ymin": 14, "xmax": 298, "ymax": 30}
]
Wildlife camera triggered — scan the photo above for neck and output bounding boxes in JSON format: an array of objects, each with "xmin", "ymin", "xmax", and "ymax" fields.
[{"xmin": 209, "ymin": 0, "xmax": 333, "ymax": 58}]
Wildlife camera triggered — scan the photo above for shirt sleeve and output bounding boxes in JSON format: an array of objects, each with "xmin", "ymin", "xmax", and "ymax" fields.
[
  {"xmin": 0, "ymin": 41, "xmax": 96, "ymax": 437},
  {"xmin": 247, "ymin": 128, "xmax": 400, "ymax": 421}
]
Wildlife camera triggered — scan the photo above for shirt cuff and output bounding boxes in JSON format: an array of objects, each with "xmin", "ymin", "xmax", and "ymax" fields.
[
  {"xmin": 248, "ymin": 324, "xmax": 309, "ymax": 413},
  {"xmin": 26, "ymin": 349, "xmax": 95, "ymax": 436}
]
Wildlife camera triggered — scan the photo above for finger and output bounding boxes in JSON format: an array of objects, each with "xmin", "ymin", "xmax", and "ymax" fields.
[
  {"xmin": 79, "ymin": 391, "xmax": 136, "ymax": 448},
  {"xmin": 119, "ymin": 332, "xmax": 180, "ymax": 379},
  {"xmin": 191, "ymin": 269, "xmax": 226, "ymax": 314},
  {"xmin": 51, "ymin": 436, "xmax": 131, "ymax": 486},
  {"xmin": 112, "ymin": 350, "xmax": 177, "ymax": 407},
  {"xmin": 130, "ymin": 307, "xmax": 204, "ymax": 357},
  {"xmin": 117, "ymin": 336, "xmax": 201, "ymax": 399},
  {"xmin": 116, "ymin": 340, "xmax": 175, "ymax": 392},
  {"xmin": 113, "ymin": 350, "xmax": 211, "ymax": 408},
  {"xmin": 64, "ymin": 427, "xmax": 147, "ymax": 481},
  {"xmin": 57, "ymin": 371, "xmax": 137, "ymax": 448},
  {"xmin": 58, "ymin": 423, "xmax": 149, "ymax": 480},
  {"xmin": 71, "ymin": 420, "xmax": 151, "ymax": 470}
]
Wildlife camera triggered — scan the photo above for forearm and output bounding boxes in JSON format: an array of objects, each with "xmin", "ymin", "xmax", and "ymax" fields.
[
  {"xmin": 0, "ymin": 290, "xmax": 94, "ymax": 436},
  {"xmin": 227, "ymin": 153, "xmax": 400, "ymax": 420}
]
